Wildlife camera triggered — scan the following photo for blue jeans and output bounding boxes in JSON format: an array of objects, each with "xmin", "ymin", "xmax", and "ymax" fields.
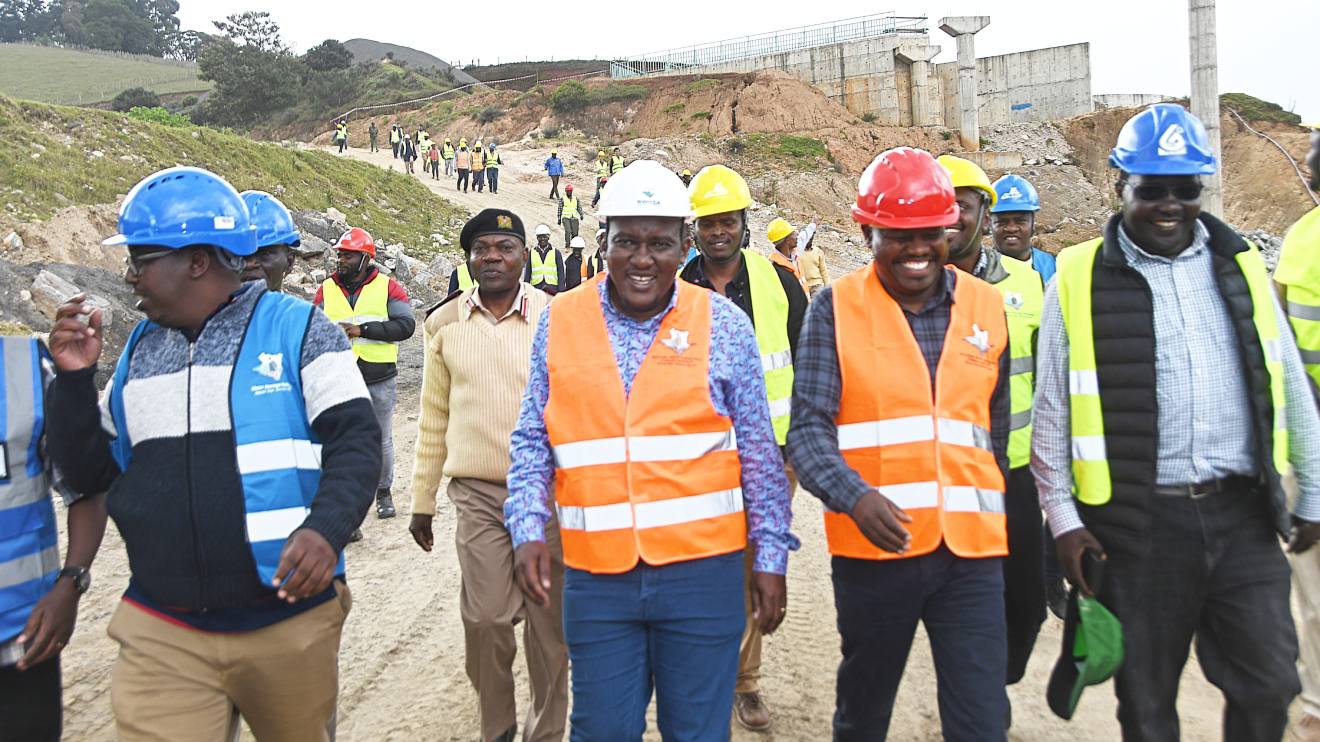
[
  {"xmin": 832, "ymin": 546, "xmax": 1007, "ymax": 742},
  {"xmin": 564, "ymin": 552, "xmax": 744, "ymax": 742}
]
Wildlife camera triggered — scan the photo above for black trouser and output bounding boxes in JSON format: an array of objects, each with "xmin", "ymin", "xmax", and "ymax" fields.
[
  {"xmin": 1003, "ymin": 465, "xmax": 1045, "ymax": 684},
  {"xmin": 0, "ymin": 657, "xmax": 61, "ymax": 741},
  {"xmin": 488, "ymin": 168, "xmax": 499, "ymax": 193},
  {"xmin": 457, "ymin": 169, "xmax": 469, "ymax": 191},
  {"xmin": 337, "ymin": 138, "xmax": 346, "ymax": 153},
  {"xmin": 392, "ymin": 141, "xmax": 400, "ymax": 158},
  {"xmin": 430, "ymin": 159, "xmax": 439, "ymax": 179},
  {"xmin": 549, "ymin": 175, "xmax": 560, "ymax": 198},
  {"xmin": 473, "ymin": 169, "xmax": 485, "ymax": 192},
  {"xmin": 369, "ymin": 135, "xmax": 378, "ymax": 152},
  {"xmin": 1099, "ymin": 484, "xmax": 1298, "ymax": 741}
]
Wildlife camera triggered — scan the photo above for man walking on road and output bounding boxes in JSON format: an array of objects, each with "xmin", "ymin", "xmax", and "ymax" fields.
[
  {"xmin": 456, "ymin": 143, "xmax": 472, "ymax": 193},
  {"xmin": 506, "ymin": 160, "xmax": 796, "ymax": 740},
  {"xmin": 798, "ymin": 221, "xmax": 830, "ymax": 298},
  {"xmin": 411, "ymin": 208, "xmax": 566, "ymax": 742},
  {"xmin": 401, "ymin": 135, "xmax": 417, "ymax": 176},
  {"xmin": 990, "ymin": 174, "xmax": 1056, "ymax": 282},
  {"xmin": 472, "ymin": 144, "xmax": 487, "ymax": 194},
  {"xmin": 1034, "ymin": 104, "xmax": 1320, "ymax": 741},
  {"xmin": 1277, "ymin": 119, "xmax": 1320, "ymax": 742},
  {"xmin": 525, "ymin": 225, "xmax": 564, "ymax": 295},
  {"xmin": 391, "ymin": 124, "xmax": 402, "ymax": 159},
  {"xmin": 939, "ymin": 155, "xmax": 1049, "ymax": 711},
  {"xmin": 47, "ymin": 167, "xmax": 377, "ymax": 741},
  {"xmin": 788, "ymin": 147, "xmax": 1013, "ymax": 740},
  {"xmin": 557, "ymin": 184, "xmax": 582, "ymax": 246},
  {"xmin": 682, "ymin": 164, "xmax": 807, "ymax": 732},
  {"xmin": 316, "ymin": 227, "xmax": 417, "ymax": 522},
  {"xmin": 594, "ymin": 150, "xmax": 609, "ymax": 202},
  {"xmin": 544, "ymin": 150, "xmax": 564, "ymax": 200},
  {"xmin": 368, "ymin": 121, "xmax": 379, "ymax": 153},
  {"xmin": 486, "ymin": 144, "xmax": 502, "ymax": 195},
  {"xmin": 443, "ymin": 138, "xmax": 456, "ymax": 177}
]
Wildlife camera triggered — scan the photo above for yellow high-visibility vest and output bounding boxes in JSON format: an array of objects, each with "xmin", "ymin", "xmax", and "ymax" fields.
[
  {"xmin": 992, "ymin": 254, "xmax": 1044, "ymax": 469},
  {"xmin": 530, "ymin": 248, "xmax": 559, "ymax": 286},
  {"xmin": 320, "ymin": 273, "xmax": 399, "ymax": 364},
  {"xmin": 744, "ymin": 250, "xmax": 793, "ymax": 444},
  {"xmin": 561, "ymin": 196, "xmax": 581, "ymax": 220}
]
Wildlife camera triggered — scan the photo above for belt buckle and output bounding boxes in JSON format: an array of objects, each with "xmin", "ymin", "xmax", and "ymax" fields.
[{"xmin": 1187, "ymin": 484, "xmax": 1212, "ymax": 500}]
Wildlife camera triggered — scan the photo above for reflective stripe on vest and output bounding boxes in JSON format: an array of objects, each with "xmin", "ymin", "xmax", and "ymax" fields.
[
  {"xmin": 1056, "ymin": 238, "xmax": 1288, "ymax": 505},
  {"xmin": 457, "ymin": 263, "xmax": 476, "ymax": 291},
  {"xmin": 0, "ymin": 338, "xmax": 58, "ymax": 643},
  {"xmin": 530, "ymin": 248, "xmax": 559, "ymax": 286},
  {"xmin": 1282, "ymin": 207, "xmax": 1320, "ymax": 387},
  {"xmin": 544, "ymin": 276, "xmax": 746, "ymax": 573},
  {"xmin": 562, "ymin": 196, "xmax": 581, "ymax": 221},
  {"xmin": 994, "ymin": 254, "xmax": 1044, "ymax": 469},
  {"xmin": 319, "ymin": 273, "xmax": 398, "ymax": 364},
  {"xmin": 743, "ymin": 250, "xmax": 794, "ymax": 444},
  {"xmin": 109, "ymin": 293, "xmax": 343, "ymax": 588},
  {"xmin": 826, "ymin": 266, "xmax": 1008, "ymax": 560}
]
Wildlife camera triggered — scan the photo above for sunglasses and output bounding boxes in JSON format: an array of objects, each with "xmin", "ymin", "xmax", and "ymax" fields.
[
  {"xmin": 1128, "ymin": 182, "xmax": 1203, "ymax": 202},
  {"xmin": 123, "ymin": 249, "xmax": 176, "ymax": 276}
]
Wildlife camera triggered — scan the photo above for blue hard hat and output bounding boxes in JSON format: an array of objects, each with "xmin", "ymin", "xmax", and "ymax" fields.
[
  {"xmin": 1108, "ymin": 103, "xmax": 1217, "ymax": 176},
  {"xmin": 104, "ymin": 166, "xmax": 258, "ymax": 256},
  {"xmin": 990, "ymin": 174, "xmax": 1040, "ymax": 213},
  {"xmin": 241, "ymin": 190, "xmax": 301, "ymax": 249}
]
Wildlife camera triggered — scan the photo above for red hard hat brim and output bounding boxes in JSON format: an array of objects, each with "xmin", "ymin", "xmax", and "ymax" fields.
[{"xmin": 851, "ymin": 205, "xmax": 959, "ymax": 231}]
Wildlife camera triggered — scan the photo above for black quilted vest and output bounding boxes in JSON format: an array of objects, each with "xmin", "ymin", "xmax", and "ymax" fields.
[{"xmin": 1075, "ymin": 212, "xmax": 1288, "ymax": 556}]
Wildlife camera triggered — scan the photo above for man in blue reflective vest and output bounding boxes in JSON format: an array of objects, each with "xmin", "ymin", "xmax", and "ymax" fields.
[
  {"xmin": 0, "ymin": 336, "xmax": 107, "ymax": 742},
  {"xmin": 46, "ymin": 166, "xmax": 379, "ymax": 740}
]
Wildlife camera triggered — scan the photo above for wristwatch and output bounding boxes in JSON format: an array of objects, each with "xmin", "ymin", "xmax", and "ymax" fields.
[{"xmin": 58, "ymin": 565, "xmax": 91, "ymax": 595}]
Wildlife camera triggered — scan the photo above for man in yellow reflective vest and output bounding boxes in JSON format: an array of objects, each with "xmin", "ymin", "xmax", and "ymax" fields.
[
  {"xmin": 442, "ymin": 137, "xmax": 456, "ymax": 176},
  {"xmin": 390, "ymin": 123, "xmax": 402, "ymax": 159},
  {"xmin": 682, "ymin": 164, "xmax": 806, "ymax": 732},
  {"xmin": 610, "ymin": 148, "xmax": 624, "ymax": 175},
  {"xmin": 525, "ymin": 224, "xmax": 565, "ymax": 295},
  {"xmin": 316, "ymin": 227, "xmax": 417, "ymax": 521},
  {"xmin": 1033, "ymin": 104, "xmax": 1320, "ymax": 740},
  {"xmin": 936, "ymin": 156, "xmax": 1047, "ymax": 717},
  {"xmin": 1275, "ymin": 120, "xmax": 1320, "ymax": 741},
  {"xmin": 557, "ymin": 184, "xmax": 583, "ymax": 247},
  {"xmin": 594, "ymin": 149, "xmax": 609, "ymax": 201}
]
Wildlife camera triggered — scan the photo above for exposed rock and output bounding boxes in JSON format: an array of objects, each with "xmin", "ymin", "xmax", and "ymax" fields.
[
  {"xmin": 291, "ymin": 210, "xmax": 349, "ymax": 245},
  {"xmin": 1239, "ymin": 228, "xmax": 1284, "ymax": 271},
  {"xmin": 426, "ymin": 254, "xmax": 456, "ymax": 280},
  {"xmin": 30, "ymin": 270, "xmax": 113, "ymax": 328},
  {"xmin": 3, "ymin": 232, "xmax": 22, "ymax": 250},
  {"xmin": 325, "ymin": 207, "xmax": 348, "ymax": 223}
]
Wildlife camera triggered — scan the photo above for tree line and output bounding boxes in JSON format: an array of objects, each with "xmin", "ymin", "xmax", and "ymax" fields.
[{"xmin": 0, "ymin": 0, "xmax": 203, "ymax": 59}]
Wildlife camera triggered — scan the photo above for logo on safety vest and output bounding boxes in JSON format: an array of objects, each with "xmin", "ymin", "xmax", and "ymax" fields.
[
  {"xmin": 964, "ymin": 324, "xmax": 991, "ymax": 356},
  {"xmin": 1004, "ymin": 186, "xmax": 1023, "ymax": 200},
  {"xmin": 1004, "ymin": 292, "xmax": 1024, "ymax": 310},
  {"xmin": 661, "ymin": 328, "xmax": 691, "ymax": 355},
  {"xmin": 254, "ymin": 352, "xmax": 284, "ymax": 381},
  {"xmin": 1157, "ymin": 125, "xmax": 1188, "ymax": 157}
]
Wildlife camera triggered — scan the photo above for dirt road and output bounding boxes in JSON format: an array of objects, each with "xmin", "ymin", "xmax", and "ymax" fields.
[{"xmin": 58, "ymin": 143, "xmax": 1233, "ymax": 741}]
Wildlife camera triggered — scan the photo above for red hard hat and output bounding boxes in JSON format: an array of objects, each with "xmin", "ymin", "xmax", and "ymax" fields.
[
  {"xmin": 565, "ymin": 184, "xmax": 574, "ymax": 192},
  {"xmin": 851, "ymin": 147, "xmax": 959, "ymax": 230},
  {"xmin": 334, "ymin": 226, "xmax": 376, "ymax": 258}
]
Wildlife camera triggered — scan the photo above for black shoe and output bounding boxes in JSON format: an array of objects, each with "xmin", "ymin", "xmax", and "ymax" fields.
[
  {"xmin": 1005, "ymin": 697, "xmax": 1012, "ymax": 730},
  {"xmin": 376, "ymin": 489, "xmax": 396, "ymax": 519},
  {"xmin": 492, "ymin": 726, "xmax": 516, "ymax": 742},
  {"xmin": 348, "ymin": 528, "xmax": 363, "ymax": 543},
  {"xmin": 1046, "ymin": 579, "xmax": 1068, "ymax": 620}
]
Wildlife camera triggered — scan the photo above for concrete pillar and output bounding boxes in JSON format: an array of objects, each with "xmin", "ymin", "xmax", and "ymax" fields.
[
  {"xmin": 939, "ymin": 16, "xmax": 990, "ymax": 150},
  {"xmin": 1189, "ymin": 0, "xmax": 1223, "ymax": 217},
  {"xmin": 896, "ymin": 45, "xmax": 940, "ymax": 126}
]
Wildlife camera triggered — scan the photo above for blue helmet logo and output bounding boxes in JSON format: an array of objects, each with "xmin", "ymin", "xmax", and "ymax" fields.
[
  {"xmin": 1109, "ymin": 103, "xmax": 1216, "ymax": 176},
  {"xmin": 990, "ymin": 174, "xmax": 1040, "ymax": 213}
]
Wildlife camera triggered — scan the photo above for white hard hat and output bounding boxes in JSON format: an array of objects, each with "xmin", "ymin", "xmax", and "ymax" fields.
[
  {"xmin": 570, "ymin": 236, "xmax": 586, "ymax": 248},
  {"xmin": 534, "ymin": 224, "xmax": 552, "ymax": 236},
  {"xmin": 595, "ymin": 160, "xmax": 692, "ymax": 219},
  {"xmin": 595, "ymin": 228, "xmax": 606, "ymax": 240}
]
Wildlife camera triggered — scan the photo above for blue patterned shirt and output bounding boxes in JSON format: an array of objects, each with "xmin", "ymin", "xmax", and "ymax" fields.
[
  {"xmin": 504, "ymin": 279, "xmax": 799, "ymax": 574},
  {"xmin": 1033, "ymin": 221, "xmax": 1320, "ymax": 533}
]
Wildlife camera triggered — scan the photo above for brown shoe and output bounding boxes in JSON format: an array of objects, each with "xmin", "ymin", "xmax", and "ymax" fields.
[{"xmin": 734, "ymin": 691, "xmax": 771, "ymax": 732}]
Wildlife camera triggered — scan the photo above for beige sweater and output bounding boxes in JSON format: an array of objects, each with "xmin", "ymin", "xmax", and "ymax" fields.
[
  {"xmin": 409, "ymin": 284, "xmax": 551, "ymax": 515},
  {"xmin": 799, "ymin": 247, "xmax": 830, "ymax": 288}
]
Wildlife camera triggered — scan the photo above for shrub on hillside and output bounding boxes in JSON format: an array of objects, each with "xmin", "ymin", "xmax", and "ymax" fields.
[
  {"xmin": 477, "ymin": 106, "xmax": 503, "ymax": 124},
  {"xmin": 549, "ymin": 80, "xmax": 590, "ymax": 113},
  {"xmin": 112, "ymin": 87, "xmax": 160, "ymax": 112},
  {"xmin": 1220, "ymin": 93, "xmax": 1302, "ymax": 126},
  {"xmin": 590, "ymin": 83, "xmax": 647, "ymax": 104},
  {"xmin": 127, "ymin": 106, "xmax": 192, "ymax": 128}
]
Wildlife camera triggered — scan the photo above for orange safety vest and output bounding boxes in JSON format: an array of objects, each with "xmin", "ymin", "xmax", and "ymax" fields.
[
  {"xmin": 826, "ymin": 265, "xmax": 1008, "ymax": 560},
  {"xmin": 544, "ymin": 276, "xmax": 746, "ymax": 573},
  {"xmin": 768, "ymin": 249, "xmax": 806, "ymax": 290}
]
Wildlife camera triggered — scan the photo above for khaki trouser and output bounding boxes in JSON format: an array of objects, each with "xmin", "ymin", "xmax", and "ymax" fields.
[
  {"xmin": 737, "ymin": 461, "xmax": 796, "ymax": 694},
  {"xmin": 450, "ymin": 477, "xmax": 569, "ymax": 742},
  {"xmin": 1289, "ymin": 471, "xmax": 1320, "ymax": 719},
  {"xmin": 108, "ymin": 582, "xmax": 352, "ymax": 742}
]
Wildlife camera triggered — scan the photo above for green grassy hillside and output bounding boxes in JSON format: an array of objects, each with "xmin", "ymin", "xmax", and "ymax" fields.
[
  {"xmin": 0, "ymin": 96, "xmax": 463, "ymax": 255},
  {"xmin": 0, "ymin": 44, "xmax": 212, "ymax": 106}
]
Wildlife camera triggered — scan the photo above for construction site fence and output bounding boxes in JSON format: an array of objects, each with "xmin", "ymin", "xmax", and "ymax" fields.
[
  {"xmin": 329, "ymin": 68, "xmax": 608, "ymax": 126},
  {"xmin": 610, "ymin": 12, "xmax": 927, "ymax": 78}
]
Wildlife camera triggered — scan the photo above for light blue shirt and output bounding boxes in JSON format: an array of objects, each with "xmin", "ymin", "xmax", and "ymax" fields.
[{"xmin": 1033, "ymin": 221, "xmax": 1320, "ymax": 534}]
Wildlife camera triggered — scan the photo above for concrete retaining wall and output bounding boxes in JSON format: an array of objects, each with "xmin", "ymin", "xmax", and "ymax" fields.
[
  {"xmin": 935, "ymin": 43, "xmax": 1092, "ymax": 127},
  {"xmin": 1093, "ymin": 93, "xmax": 1177, "ymax": 109}
]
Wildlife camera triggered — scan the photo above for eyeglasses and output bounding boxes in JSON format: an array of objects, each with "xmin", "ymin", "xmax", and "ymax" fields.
[
  {"xmin": 123, "ymin": 249, "xmax": 176, "ymax": 276},
  {"xmin": 1128, "ymin": 182, "xmax": 1203, "ymax": 202}
]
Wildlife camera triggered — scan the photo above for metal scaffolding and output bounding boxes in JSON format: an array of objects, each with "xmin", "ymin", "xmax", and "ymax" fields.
[{"xmin": 611, "ymin": 13, "xmax": 928, "ymax": 78}]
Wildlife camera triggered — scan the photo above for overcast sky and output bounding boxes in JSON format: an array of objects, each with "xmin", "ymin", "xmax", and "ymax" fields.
[{"xmin": 177, "ymin": 0, "xmax": 1319, "ymax": 123}]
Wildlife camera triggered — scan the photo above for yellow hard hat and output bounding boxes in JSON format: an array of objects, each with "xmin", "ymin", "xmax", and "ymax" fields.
[
  {"xmin": 689, "ymin": 165, "xmax": 752, "ymax": 218},
  {"xmin": 598, "ymin": 150, "xmax": 606, "ymax": 157},
  {"xmin": 681, "ymin": 169, "xmax": 691, "ymax": 177},
  {"xmin": 767, "ymin": 218, "xmax": 795, "ymax": 244},
  {"xmin": 936, "ymin": 155, "xmax": 997, "ymax": 208}
]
